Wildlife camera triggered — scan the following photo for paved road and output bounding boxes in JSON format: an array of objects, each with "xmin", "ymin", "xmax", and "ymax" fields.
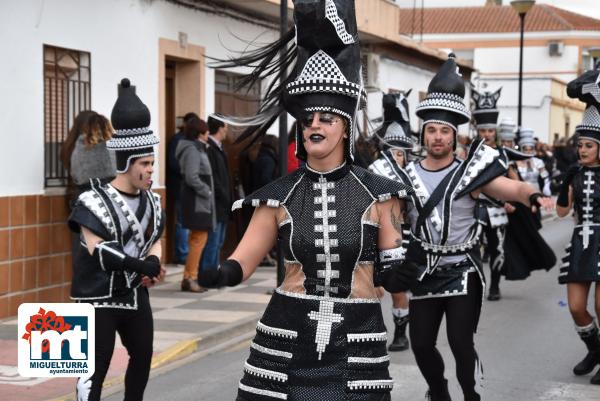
[{"xmin": 106, "ymin": 217, "xmax": 600, "ymax": 401}]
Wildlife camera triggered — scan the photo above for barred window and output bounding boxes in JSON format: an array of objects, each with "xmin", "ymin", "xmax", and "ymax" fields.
[{"xmin": 43, "ymin": 45, "xmax": 91, "ymax": 187}]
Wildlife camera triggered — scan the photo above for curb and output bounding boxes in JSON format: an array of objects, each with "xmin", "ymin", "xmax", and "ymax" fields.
[{"xmin": 46, "ymin": 313, "xmax": 262, "ymax": 401}]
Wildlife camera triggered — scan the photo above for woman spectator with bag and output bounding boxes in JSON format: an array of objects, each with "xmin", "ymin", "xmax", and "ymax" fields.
[{"xmin": 175, "ymin": 116, "xmax": 215, "ymax": 292}]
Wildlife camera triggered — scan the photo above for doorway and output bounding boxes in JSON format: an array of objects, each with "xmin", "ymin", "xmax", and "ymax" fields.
[{"xmin": 158, "ymin": 38, "xmax": 204, "ymax": 263}]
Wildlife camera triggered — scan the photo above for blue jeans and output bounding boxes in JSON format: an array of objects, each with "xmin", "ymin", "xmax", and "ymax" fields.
[
  {"xmin": 175, "ymin": 200, "xmax": 189, "ymax": 264},
  {"xmin": 200, "ymin": 221, "xmax": 227, "ymax": 271}
]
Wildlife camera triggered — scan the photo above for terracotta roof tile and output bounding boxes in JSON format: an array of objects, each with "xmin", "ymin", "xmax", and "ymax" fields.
[{"xmin": 398, "ymin": 4, "xmax": 600, "ymax": 35}]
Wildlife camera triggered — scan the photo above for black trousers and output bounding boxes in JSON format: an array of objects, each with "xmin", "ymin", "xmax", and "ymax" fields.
[
  {"xmin": 482, "ymin": 224, "xmax": 505, "ymax": 291},
  {"xmin": 409, "ymin": 272, "xmax": 482, "ymax": 398},
  {"xmin": 78, "ymin": 289, "xmax": 153, "ymax": 401}
]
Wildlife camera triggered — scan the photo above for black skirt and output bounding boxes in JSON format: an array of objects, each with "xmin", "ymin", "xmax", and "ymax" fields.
[
  {"xmin": 237, "ymin": 290, "xmax": 392, "ymax": 401},
  {"xmin": 502, "ymin": 203, "xmax": 556, "ymax": 280},
  {"xmin": 559, "ymin": 224, "xmax": 600, "ymax": 284}
]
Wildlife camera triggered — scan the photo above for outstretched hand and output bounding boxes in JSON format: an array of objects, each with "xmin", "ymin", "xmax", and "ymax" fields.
[{"xmin": 530, "ymin": 193, "xmax": 554, "ymax": 213}]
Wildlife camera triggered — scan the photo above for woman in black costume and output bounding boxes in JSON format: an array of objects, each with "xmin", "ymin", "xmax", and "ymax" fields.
[
  {"xmin": 556, "ymin": 63, "xmax": 600, "ymax": 384},
  {"xmin": 199, "ymin": 1, "xmax": 418, "ymax": 399}
]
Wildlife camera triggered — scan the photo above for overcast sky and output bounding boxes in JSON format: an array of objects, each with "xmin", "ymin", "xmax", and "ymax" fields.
[{"xmin": 395, "ymin": 0, "xmax": 600, "ymax": 21}]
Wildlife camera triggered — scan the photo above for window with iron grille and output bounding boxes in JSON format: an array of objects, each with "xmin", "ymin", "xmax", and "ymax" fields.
[{"xmin": 43, "ymin": 45, "xmax": 91, "ymax": 187}]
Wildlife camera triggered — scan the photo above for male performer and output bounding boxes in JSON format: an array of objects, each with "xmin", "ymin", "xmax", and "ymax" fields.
[
  {"xmin": 403, "ymin": 54, "xmax": 553, "ymax": 401},
  {"xmin": 68, "ymin": 78, "xmax": 165, "ymax": 401}
]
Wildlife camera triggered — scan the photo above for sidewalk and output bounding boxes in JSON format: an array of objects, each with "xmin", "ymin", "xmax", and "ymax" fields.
[{"xmin": 0, "ymin": 265, "xmax": 276, "ymax": 401}]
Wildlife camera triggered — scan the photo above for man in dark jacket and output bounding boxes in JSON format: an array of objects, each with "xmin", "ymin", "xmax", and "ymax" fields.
[
  {"xmin": 200, "ymin": 116, "xmax": 232, "ymax": 272},
  {"xmin": 167, "ymin": 112, "xmax": 198, "ymax": 264}
]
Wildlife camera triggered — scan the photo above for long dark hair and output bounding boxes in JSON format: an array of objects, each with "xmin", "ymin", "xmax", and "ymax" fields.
[
  {"xmin": 60, "ymin": 110, "xmax": 113, "ymax": 170},
  {"xmin": 183, "ymin": 116, "xmax": 209, "ymax": 140}
]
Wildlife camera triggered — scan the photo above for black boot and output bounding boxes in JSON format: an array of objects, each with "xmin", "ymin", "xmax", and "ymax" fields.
[
  {"xmin": 464, "ymin": 392, "xmax": 481, "ymax": 401},
  {"xmin": 487, "ymin": 287, "xmax": 501, "ymax": 301},
  {"xmin": 574, "ymin": 322, "xmax": 600, "ymax": 376},
  {"xmin": 388, "ymin": 315, "xmax": 409, "ymax": 351},
  {"xmin": 591, "ymin": 367, "xmax": 600, "ymax": 385},
  {"xmin": 425, "ymin": 379, "xmax": 452, "ymax": 401}
]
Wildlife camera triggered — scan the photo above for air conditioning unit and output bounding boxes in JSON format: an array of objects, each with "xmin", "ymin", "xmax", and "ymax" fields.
[{"xmin": 549, "ymin": 41, "xmax": 564, "ymax": 57}]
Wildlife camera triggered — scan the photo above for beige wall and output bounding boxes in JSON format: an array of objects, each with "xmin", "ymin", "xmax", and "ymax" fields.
[
  {"xmin": 158, "ymin": 38, "xmax": 205, "ymax": 187},
  {"xmin": 549, "ymin": 79, "xmax": 585, "ymax": 141}
]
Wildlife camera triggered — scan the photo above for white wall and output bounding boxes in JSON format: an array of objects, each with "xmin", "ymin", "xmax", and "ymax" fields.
[
  {"xmin": 0, "ymin": 0, "xmax": 278, "ymax": 196},
  {"xmin": 474, "ymin": 45, "xmax": 579, "ymax": 82}
]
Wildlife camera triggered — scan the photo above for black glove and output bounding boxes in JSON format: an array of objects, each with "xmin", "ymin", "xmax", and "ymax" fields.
[
  {"xmin": 380, "ymin": 261, "xmax": 420, "ymax": 293},
  {"xmin": 528, "ymin": 192, "xmax": 544, "ymax": 209},
  {"xmin": 123, "ymin": 255, "xmax": 161, "ymax": 278},
  {"xmin": 198, "ymin": 259, "xmax": 243, "ymax": 288},
  {"xmin": 93, "ymin": 241, "xmax": 126, "ymax": 272},
  {"xmin": 557, "ymin": 165, "xmax": 579, "ymax": 207}
]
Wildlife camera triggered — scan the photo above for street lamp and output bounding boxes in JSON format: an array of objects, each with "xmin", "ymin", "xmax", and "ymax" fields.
[{"xmin": 511, "ymin": 0, "xmax": 535, "ymax": 130}]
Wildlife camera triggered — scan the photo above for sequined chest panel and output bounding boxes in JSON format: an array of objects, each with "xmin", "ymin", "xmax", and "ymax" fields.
[
  {"xmin": 278, "ymin": 173, "xmax": 378, "ymax": 298},
  {"xmin": 573, "ymin": 168, "xmax": 600, "ymax": 225}
]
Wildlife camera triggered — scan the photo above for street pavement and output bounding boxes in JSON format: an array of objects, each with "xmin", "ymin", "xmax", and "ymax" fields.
[{"xmin": 105, "ymin": 217, "xmax": 600, "ymax": 401}]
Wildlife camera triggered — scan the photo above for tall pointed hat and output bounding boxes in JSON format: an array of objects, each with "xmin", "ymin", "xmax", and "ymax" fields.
[
  {"xmin": 285, "ymin": 0, "xmax": 365, "ymax": 162},
  {"xmin": 107, "ymin": 78, "xmax": 159, "ymax": 173},
  {"xmin": 212, "ymin": 0, "xmax": 364, "ymax": 163},
  {"xmin": 472, "ymin": 87, "xmax": 502, "ymax": 129},
  {"xmin": 376, "ymin": 91, "xmax": 415, "ymax": 150},
  {"xmin": 567, "ymin": 62, "xmax": 600, "ymax": 145},
  {"xmin": 415, "ymin": 53, "xmax": 470, "ymax": 149}
]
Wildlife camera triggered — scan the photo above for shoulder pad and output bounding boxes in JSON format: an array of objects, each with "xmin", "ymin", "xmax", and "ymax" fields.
[
  {"xmin": 349, "ymin": 166, "xmax": 413, "ymax": 202},
  {"xmin": 455, "ymin": 141, "xmax": 507, "ymax": 198},
  {"xmin": 75, "ymin": 189, "xmax": 117, "ymax": 238},
  {"xmin": 232, "ymin": 168, "xmax": 305, "ymax": 211}
]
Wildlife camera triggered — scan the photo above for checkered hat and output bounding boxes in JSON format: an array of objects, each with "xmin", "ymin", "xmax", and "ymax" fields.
[
  {"xmin": 285, "ymin": 0, "xmax": 365, "ymax": 162},
  {"xmin": 377, "ymin": 92, "xmax": 414, "ymax": 150},
  {"xmin": 415, "ymin": 53, "xmax": 470, "ymax": 150},
  {"xmin": 472, "ymin": 87, "xmax": 501, "ymax": 129},
  {"xmin": 107, "ymin": 78, "xmax": 159, "ymax": 173},
  {"xmin": 567, "ymin": 63, "xmax": 600, "ymax": 143}
]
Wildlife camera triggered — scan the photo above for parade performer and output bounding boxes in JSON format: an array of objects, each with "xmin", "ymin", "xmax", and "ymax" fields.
[
  {"xmin": 368, "ymin": 92, "xmax": 415, "ymax": 351},
  {"xmin": 201, "ymin": 1, "xmax": 418, "ymax": 399},
  {"xmin": 515, "ymin": 128, "xmax": 552, "ymax": 197},
  {"xmin": 403, "ymin": 54, "xmax": 553, "ymax": 401},
  {"xmin": 472, "ymin": 87, "xmax": 509, "ymax": 300},
  {"xmin": 496, "ymin": 118, "xmax": 557, "ymax": 282},
  {"xmin": 557, "ymin": 64, "xmax": 600, "ymax": 384},
  {"xmin": 68, "ymin": 78, "xmax": 165, "ymax": 401}
]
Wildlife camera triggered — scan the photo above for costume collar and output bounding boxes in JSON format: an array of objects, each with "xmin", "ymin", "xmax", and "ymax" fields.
[{"xmin": 304, "ymin": 162, "xmax": 350, "ymax": 182}]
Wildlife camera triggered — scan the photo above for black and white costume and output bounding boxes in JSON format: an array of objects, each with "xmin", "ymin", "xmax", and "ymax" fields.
[
  {"xmin": 212, "ymin": 1, "xmax": 415, "ymax": 399},
  {"xmin": 369, "ymin": 92, "xmax": 416, "ymax": 352},
  {"xmin": 560, "ymin": 66, "xmax": 600, "ymax": 285},
  {"xmin": 234, "ymin": 164, "xmax": 411, "ymax": 400},
  {"xmin": 516, "ymin": 128, "xmax": 552, "ymax": 196},
  {"xmin": 472, "ymin": 88, "xmax": 508, "ymax": 299},
  {"xmin": 404, "ymin": 55, "xmax": 507, "ymax": 401},
  {"xmin": 68, "ymin": 79, "xmax": 163, "ymax": 401},
  {"xmin": 557, "ymin": 62, "xmax": 600, "ymax": 385}
]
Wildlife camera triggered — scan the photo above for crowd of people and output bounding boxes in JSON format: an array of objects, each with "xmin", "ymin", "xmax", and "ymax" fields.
[{"xmin": 58, "ymin": 1, "xmax": 600, "ymax": 400}]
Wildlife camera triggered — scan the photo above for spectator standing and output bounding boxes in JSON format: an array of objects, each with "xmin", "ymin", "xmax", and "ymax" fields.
[
  {"xmin": 200, "ymin": 116, "xmax": 232, "ymax": 272},
  {"xmin": 60, "ymin": 110, "xmax": 116, "ymax": 207},
  {"xmin": 176, "ymin": 116, "xmax": 215, "ymax": 292},
  {"xmin": 167, "ymin": 112, "xmax": 199, "ymax": 264},
  {"xmin": 251, "ymin": 134, "xmax": 279, "ymax": 191}
]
